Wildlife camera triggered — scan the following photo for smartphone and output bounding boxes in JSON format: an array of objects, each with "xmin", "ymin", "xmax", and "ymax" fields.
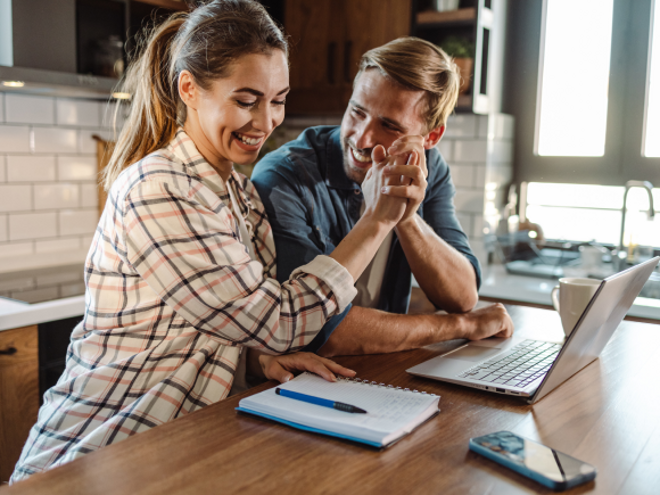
[{"xmin": 469, "ymin": 431, "xmax": 597, "ymax": 491}]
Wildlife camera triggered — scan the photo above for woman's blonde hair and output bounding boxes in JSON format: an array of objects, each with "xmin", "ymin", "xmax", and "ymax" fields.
[
  {"xmin": 355, "ymin": 37, "xmax": 460, "ymax": 132},
  {"xmin": 103, "ymin": 0, "xmax": 287, "ymax": 190}
]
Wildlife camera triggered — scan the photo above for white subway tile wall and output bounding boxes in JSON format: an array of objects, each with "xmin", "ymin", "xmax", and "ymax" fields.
[
  {"xmin": 0, "ymin": 125, "xmax": 31, "ymax": 153},
  {"xmin": 9, "ymin": 212, "xmax": 58, "ymax": 240},
  {"xmin": 58, "ymin": 155, "xmax": 96, "ymax": 181},
  {"xmin": 59, "ymin": 209, "xmax": 98, "ymax": 236},
  {"xmin": 5, "ymin": 94, "xmax": 55, "ymax": 125},
  {"xmin": 0, "ymin": 184, "xmax": 32, "ymax": 211},
  {"xmin": 35, "ymin": 237, "xmax": 82, "ymax": 254},
  {"xmin": 7, "ymin": 155, "xmax": 56, "ymax": 182},
  {"xmin": 442, "ymin": 113, "xmax": 515, "ymax": 267},
  {"xmin": 81, "ymin": 183, "xmax": 98, "ymax": 208},
  {"xmin": 0, "ymin": 241, "xmax": 33, "ymax": 258},
  {"xmin": 0, "ymin": 93, "xmax": 125, "ymax": 262},
  {"xmin": 0, "ymin": 214, "xmax": 6, "ymax": 242},
  {"xmin": 34, "ymin": 184, "xmax": 80, "ymax": 210},
  {"xmin": 32, "ymin": 127, "xmax": 78, "ymax": 153},
  {"xmin": 56, "ymin": 99, "xmax": 101, "ymax": 127}
]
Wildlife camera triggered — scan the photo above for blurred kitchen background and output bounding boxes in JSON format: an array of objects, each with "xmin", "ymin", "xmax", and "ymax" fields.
[
  {"xmin": 1, "ymin": 0, "xmax": 659, "ymax": 310},
  {"xmin": 6, "ymin": 0, "xmax": 660, "ymax": 483}
]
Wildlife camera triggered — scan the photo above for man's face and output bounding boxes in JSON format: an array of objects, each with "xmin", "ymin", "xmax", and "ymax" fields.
[{"xmin": 340, "ymin": 69, "xmax": 429, "ymax": 184}]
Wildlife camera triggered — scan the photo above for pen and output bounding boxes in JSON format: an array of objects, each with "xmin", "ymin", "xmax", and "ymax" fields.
[{"xmin": 275, "ymin": 388, "xmax": 368, "ymax": 414}]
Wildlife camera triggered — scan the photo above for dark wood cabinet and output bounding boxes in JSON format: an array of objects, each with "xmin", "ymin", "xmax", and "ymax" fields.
[
  {"xmin": 75, "ymin": 0, "xmax": 188, "ymax": 80},
  {"xmin": 412, "ymin": 0, "xmax": 508, "ymax": 114},
  {"xmin": 284, "ymin": 0, "xmax": 412, "ymax": 115},
  {"xmin": 0, "ymin": 326, "xmax": 39, "ymax": 483},
  {"xmin": 0, "ymin": 317, "xmax": 81, "ymax": 483}
]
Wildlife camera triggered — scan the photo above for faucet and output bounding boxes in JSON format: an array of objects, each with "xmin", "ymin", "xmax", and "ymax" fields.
[{"xmin": 617, "ymin": 180, "xmax": 655, "ymax": 266}]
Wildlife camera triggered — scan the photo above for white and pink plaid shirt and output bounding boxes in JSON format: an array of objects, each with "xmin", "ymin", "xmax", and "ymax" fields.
[{"xmin": 11, "ymin": 130, "xmax": 356, "ymax": 482}]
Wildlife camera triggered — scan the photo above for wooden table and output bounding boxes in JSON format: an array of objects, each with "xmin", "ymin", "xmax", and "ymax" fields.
[{"xmin": 3, "ymin": 305, "xmax": 660, "ymax": 495}]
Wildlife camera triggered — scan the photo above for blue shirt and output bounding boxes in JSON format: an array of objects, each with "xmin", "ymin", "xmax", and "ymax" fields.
[{"xmin": 252, "ymin": 126, "xmax": 481, "ymax": 351}]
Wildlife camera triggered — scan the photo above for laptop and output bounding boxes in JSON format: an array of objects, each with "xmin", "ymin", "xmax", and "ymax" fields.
[{"xmin": 407, "ymin": 256, "xmax": 660, "ymax": 404}]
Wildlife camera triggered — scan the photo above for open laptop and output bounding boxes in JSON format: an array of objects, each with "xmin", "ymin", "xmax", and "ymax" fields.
[{"xmin": 407, "ymin": 256, "xmax": 660, "ymax": 404}]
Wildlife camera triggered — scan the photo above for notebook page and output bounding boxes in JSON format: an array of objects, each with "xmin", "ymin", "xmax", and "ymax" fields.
[{"xmin": 240, "ymin": 373, "xmax": 439, "ymax": 443}]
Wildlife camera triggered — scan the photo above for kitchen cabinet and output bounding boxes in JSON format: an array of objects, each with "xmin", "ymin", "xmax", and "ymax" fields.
[
  {"xmin": 0, "ymin": 326, "xmax": 39, "ymax": 483},
  {"xmin": 76, "ymin": 0, "xmax": 189, "ymax": 80},
  {"xmin": 412, "ymin": 0, "xmax": 508, "ymax": 114},
  {"xmin": 0, "ymin": 0, "xmax": 188, "ymax": 98},
  {"xmin": 284, "ymin": 0, "xmax": 412, "ymax": 115}
]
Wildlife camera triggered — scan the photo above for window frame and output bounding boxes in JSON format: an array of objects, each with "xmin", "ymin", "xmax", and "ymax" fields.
[{"xmin": 506, "ymin": 0, "xmax": 660, "ymax": 186}]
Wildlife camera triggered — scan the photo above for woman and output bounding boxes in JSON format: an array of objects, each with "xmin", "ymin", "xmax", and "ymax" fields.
[{"xmin": 10, "ymin": 0, "xmax": 406, "ymax": 483}]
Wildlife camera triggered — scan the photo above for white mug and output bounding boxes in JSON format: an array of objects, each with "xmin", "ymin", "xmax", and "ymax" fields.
[{"xmin": 551, "ymin": 278, "xmax": 601, "ymax": 336}]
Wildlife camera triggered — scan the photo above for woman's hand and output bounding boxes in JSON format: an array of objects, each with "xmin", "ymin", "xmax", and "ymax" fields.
[
  {"xmin": 257, "ymin": 351, "xmax": 357, "ymax": 383},
  {"xmin": 383, "ymin": 135, "xmax": 429, "ymax": 225},
  {"xmin": 361, "ymin": 145, "xmax": 407, "ymax": 227}
]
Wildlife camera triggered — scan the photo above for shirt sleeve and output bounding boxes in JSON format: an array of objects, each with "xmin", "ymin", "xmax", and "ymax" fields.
[
  {"xmin": 122, "ymin": 179, "xmax": 356, "ymax": 354},
  {"xmin": 423, "ymin": 150, "xmax": 482, "ymax": 289},
  {"xmin": 252, "ymin": 159, "xmax": 351, "ymax": 351}
]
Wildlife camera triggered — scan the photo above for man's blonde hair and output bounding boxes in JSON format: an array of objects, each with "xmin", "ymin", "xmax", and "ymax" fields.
[{"xmin": 356, "ymin": 37, "xmax": 460, "ymax": 131}]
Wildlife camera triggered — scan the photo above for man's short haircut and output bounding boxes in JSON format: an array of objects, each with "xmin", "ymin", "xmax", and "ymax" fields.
[{"xmin": 356, "ymin": 36, "xmax": 460, "ymax": 131}]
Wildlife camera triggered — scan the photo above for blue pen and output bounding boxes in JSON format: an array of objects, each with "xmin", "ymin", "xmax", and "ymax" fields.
[{"xmin": 275, "ymin": 388, "xmax": 367, "ymax": 414}]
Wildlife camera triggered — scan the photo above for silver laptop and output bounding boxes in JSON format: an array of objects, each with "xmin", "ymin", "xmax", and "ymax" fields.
[{"xmin": 407, "ymin": 256, "xmax": 660, "ymax": 404}]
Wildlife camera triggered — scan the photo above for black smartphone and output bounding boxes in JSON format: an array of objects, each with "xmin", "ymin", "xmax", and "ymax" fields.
[{"xmin": 469, "ymin": 431, "xmax": 597, "ymax": 491}]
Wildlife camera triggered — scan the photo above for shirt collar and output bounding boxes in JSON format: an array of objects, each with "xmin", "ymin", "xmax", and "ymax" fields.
[
  {"xmin": 324, "ymin": 127, "xmax": 359, "ymax": 191},
  {"xmin": 168, "ymin": 128, "xmax": 253, "ymax": 208}
]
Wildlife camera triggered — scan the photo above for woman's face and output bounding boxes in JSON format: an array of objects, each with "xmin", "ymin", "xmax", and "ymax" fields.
[{"xmin": 180, "ymin": 50, "xmax": 289, "ymax": 176}]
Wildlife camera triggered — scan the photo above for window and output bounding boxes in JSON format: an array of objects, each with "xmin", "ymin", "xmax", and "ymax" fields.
[
  {"xmin": 644, "ymin": 0, "xmax": 660, "ymax": 157},
  {"xmin": 524, "ymin": 182, "xmax": 659, "ymax": 248},
  {"xmin": 536, "ymin": 0, "xmax": 613, "ymax": 157},
  {"xmin": 507, "ymin": 0, "xmax": 660, "ymax": 186}
]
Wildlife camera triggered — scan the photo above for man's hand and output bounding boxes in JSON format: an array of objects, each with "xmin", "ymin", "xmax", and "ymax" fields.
[
  {"xmin": 258, "ymin": 352, "xmax": 357, "ymax": 383},
  {"xmin": 361, "ymin": 144, "xmax": 407, "ymax": 227},
  {"xmin": 454, "ymin": 303, "xmax": 515, "ymax": 341},
  {"xmin": 382, "ymin": 135, "xmax": 429, "ymax": 224}
]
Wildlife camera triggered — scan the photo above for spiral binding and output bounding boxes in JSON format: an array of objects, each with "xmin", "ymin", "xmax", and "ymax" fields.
[{"xmin": 336, "ymin": 376, "xmax": 437, "ymax": 397}]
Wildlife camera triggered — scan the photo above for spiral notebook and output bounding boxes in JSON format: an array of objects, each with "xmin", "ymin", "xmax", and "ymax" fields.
[{"xmin": 236, "ymin": 372, "xmax": 440, "ymax": 448}]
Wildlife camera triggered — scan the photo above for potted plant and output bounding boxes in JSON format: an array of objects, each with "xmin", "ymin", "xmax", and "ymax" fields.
[{"xmin": 439, "ymin": 36, "xmax": 475, "ymax": 95}]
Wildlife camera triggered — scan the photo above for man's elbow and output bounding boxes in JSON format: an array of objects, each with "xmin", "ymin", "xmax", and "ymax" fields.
[
  {"xmin": 444, "ymin": 289, "xmax": 479, "ymax": 314},
  {"xmin": 460, "ymin": 292, "xmax": 479, "ymax": 313}
]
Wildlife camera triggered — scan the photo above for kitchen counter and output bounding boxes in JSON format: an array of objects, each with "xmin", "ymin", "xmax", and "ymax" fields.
[
  {"xmin": 0, "ymin": 262, "xmax": 86, "ymax": 331},
  {"xmin": 4, "ymin": 263, "xmax": 660, "ymax": 333},
  {"xmin": 479, "ymin": 264, "xmax": 660, "ymax": 321},
  {"xmin": 0, "ymin": 295, "xmax": 84, "ymax": 331}
]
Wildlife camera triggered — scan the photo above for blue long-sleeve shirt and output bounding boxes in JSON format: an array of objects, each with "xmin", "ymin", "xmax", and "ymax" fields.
[{"xmin": 252, "ymin": 126, "xmax": 481, "ymax": 352}]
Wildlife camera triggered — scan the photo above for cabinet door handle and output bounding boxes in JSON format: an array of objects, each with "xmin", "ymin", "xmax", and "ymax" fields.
[
  {"xmin": 327, "ymin": 42, "xmax": 337, "ymax": 84},
  {"xmin": 0, "ymin": 346, "xmax": 17, "ymax": 355},
  {"xmin": 344, "ymin": 40, "xmax": 353, "ymax": 83}
]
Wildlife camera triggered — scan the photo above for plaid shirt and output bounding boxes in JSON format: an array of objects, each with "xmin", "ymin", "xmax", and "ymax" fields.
[{"xmin": 11, "ymin": 130, "xmax": 356, "ymax": 483}]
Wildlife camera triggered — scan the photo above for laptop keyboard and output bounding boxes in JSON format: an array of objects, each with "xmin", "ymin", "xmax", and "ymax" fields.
[{"xmin": 457, "ymin": 340, "xmax": 561, "ymax": 388}]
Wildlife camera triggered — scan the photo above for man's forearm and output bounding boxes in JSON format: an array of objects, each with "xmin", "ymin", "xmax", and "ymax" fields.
[
  {"xmin": 318, "ymin": 303, "xmax": 514, "ymax": 358},
  {"xmin": 395, "ymin": 215, "xmax": 478, "ymax": 313},
  {"xmin": 317, "ymin": 306, "xmax": 465, "ymax": 357}
]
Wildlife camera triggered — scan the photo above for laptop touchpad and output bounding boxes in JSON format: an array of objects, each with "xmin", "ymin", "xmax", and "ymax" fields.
[{"xmin": 443, "ymin": 346, "xmax": 503, "ymax": 362}]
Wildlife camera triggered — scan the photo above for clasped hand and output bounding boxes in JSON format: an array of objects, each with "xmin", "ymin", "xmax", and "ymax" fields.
[{"xmin": 362, "ymin": 136, "xmax": 429, "ymax": 227}]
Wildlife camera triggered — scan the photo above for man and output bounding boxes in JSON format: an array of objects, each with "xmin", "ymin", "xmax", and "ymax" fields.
[{"xmin": 252, "ymin": 37, "xmax": 513, "ymax": 356}]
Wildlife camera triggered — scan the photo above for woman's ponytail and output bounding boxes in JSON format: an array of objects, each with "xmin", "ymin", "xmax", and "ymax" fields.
[
  {"xmin": 102, "ymin": 15, "xmax": 186, "ymax": 190},
  {"xmin": 102, "ymin": 0, "xmax": 288, "ymax": 191}
]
